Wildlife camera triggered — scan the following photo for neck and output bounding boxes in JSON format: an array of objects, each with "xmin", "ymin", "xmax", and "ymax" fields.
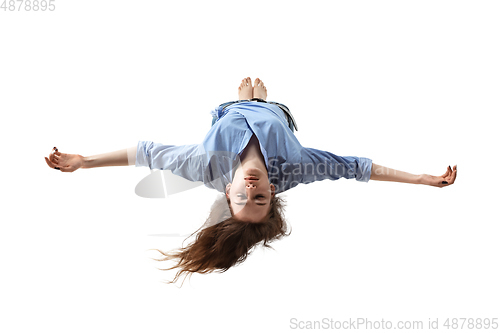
[{"xmin": 239, "ymin": 134, "xmax": 266, "ymax": 170}]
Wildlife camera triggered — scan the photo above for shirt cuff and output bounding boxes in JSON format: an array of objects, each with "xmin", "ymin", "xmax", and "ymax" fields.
[
  {"xmin": 210, "ymin": 105, "xmax": 224, "ymax": 119},
  {"xmin": 135, "ymin": 140, "xmax": 154, "ymax": 168},
  {"xmin": 356, "ymin": 157, "xmax": 373, "ymax": 182}
]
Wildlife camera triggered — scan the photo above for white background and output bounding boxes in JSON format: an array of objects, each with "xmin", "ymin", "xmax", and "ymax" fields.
[{"xmin": 1, "ymin": 1, "xmax": 499, "ymax": 332}]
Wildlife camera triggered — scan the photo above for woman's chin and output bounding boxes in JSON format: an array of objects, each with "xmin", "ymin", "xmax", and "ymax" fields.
[{"xmin": 243, "ymin": 167, "xmax": 264, "ymax": 177}]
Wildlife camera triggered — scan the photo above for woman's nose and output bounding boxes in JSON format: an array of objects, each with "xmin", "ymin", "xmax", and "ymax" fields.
[{"xmin": 246, "ymin": 184, "xmax": 256, "ymax": 189}]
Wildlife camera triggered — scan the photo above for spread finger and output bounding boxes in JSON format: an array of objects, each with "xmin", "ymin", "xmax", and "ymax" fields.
[{"xmin": 45, "ymin": 157, "xmax": 57, "ymax": 169}]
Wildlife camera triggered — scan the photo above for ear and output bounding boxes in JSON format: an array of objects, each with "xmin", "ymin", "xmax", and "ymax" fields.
[
  {"xmin": 225, "ymin": 183, "xmax": 231, "ymax": 199},
  {"xmin": 270, "ymin": 184, "xmax": 276, "ymax": 197}
]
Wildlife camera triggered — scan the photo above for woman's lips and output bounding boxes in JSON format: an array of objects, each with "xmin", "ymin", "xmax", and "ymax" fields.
[{"xmin": 244, "ymin": 176, "xmax": 259, "ymax": 181}]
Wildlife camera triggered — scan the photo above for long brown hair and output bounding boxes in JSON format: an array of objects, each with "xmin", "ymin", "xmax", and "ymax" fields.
[{"xmin": 150, "ymin": 194, "xmax": 289, "ymax": 285}]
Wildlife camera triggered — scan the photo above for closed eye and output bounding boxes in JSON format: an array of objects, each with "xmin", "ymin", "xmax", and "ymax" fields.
[{"xmin": 235, "ymin": 194, "xmax": 267, "ymax": 205}]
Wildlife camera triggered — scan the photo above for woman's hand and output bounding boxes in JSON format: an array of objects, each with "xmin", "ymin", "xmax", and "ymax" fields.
[
  {"xmin": 44, "ymin": 147, "xmax": 84, "ymax": 172},
  {"xmin": 419, "ymin": 165, "xmax": 457, "ymax": 188}
]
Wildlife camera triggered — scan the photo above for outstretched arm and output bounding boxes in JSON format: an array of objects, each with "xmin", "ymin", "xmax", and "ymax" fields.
[
  {"xmin": 45, "ymin": 146, "xmax": 137, "ymax": 172},
  {"xmin": 370, "ymin": 163, "xmax": 457, "ymax": 187}
]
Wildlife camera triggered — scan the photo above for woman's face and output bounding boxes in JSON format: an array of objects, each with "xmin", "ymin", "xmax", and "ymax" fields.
[{"xmin": 226, "ymin": 166, "xmax": 275, "ymax": 223}]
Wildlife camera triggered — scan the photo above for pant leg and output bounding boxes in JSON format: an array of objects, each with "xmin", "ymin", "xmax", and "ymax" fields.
[
  {"xmin": 211, "ymin": 100, "xmax": 240, "ymax": 127},
  {"xmin": 286, "ymin": 114, "xmax": 295, "ymax": 133},
  {"xmin": 211, "ymin": 100, "xmax": 298, "ymax": 133},
  {"xmin": 268, "ymin": 101, "xmax": 298, "ymax": 133}
]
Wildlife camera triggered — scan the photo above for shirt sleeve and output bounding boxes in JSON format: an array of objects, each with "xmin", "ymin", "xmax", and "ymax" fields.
[
  {"xmin": 135, "ymin": 140, "xmax": 205, "ymax": 182},
  {"xmin": 300, "ymin": 147, "xmax": 372, "ymax": 184}
]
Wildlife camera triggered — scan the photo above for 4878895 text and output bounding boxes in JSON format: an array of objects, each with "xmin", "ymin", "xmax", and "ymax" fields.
[{"xmin": 1, "ymin": 0, "xmax": 55, "ymax": 11}]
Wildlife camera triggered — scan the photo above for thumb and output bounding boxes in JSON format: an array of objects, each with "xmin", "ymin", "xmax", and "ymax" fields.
[{"xmin": 59, "ymin": 165, "xmax": 73, "ymax": 173}]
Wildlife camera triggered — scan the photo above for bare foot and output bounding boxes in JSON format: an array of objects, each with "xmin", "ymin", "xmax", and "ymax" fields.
[
  {"xmin": 238, "ymin": 77, "xmax": 253, "ymax": 100},
  {"xmin": 253, "ymin": 78, "xmax": 267, "ymax": 100}
]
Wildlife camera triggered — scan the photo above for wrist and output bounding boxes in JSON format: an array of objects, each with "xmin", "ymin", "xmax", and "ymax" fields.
[
  {"xmin": 81, "ymin": 155, "xmax": 91, "ymax": 169},
  {"xmin": 416, "ymin": 174, "xmax": 427, "ymax": 185}
]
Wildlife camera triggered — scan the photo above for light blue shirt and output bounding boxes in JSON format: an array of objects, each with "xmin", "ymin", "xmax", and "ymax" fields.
[{"xmin": 135, "ymin": 101, "xmax": 372, "ymax": 193}]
